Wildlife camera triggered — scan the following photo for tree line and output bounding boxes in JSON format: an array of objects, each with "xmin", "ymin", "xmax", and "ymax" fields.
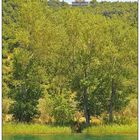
[{"xmin": 2, "ymin": 0, "xmax": 138, "ymax": 126}]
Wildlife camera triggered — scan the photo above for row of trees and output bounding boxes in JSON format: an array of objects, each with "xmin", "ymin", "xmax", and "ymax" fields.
[{"xmin": 3, "ymin": 0, "xmax": 137, "ymax": 125}]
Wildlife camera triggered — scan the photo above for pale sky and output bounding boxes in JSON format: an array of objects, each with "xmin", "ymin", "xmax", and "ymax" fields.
[{"xmin": 64, "ymin": 0, "xmax": 137, "ymax": 4}]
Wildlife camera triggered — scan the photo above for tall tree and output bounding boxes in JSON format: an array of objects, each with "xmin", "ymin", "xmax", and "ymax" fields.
[{"xmin": 9, "ymin": 49, "xmax": 45, "ymax": 122}]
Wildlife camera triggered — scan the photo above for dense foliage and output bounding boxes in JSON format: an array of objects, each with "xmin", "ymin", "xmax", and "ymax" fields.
[{"xmin": 2, "ymin": 0, "xmax": 137, "ymax": 125}]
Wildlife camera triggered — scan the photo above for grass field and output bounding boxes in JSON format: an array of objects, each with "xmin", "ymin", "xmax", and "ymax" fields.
[
  {"xmin": 83, "ymin": 123, "xmax": 138, "ymax": 135},
  {"xmin": 3, "ymin": 123, "xmax": 137, "ymax": 135},
  {"xmin": 3, "ymin": 123, "xmax": 71, "ymax": 135}
]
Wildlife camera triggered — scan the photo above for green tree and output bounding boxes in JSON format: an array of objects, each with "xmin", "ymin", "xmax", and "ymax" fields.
[
  {"xmin": 3, "ymin": 0, "xmax": 137, "ymax": 126},
  {"xmin": 9, "ymin": 49, "xmax": 44, "ymax": 122},
  {"xmin": 99, "ymin": 19, "xmax": 137, "ymax": 123}
]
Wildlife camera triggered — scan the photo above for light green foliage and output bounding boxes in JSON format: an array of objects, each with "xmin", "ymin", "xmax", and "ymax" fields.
[
  {"xmin": 2, "ymin": 99, "xmax": 11, "ymax": 115},
  {"xmin": 37, "ymin": 94, "xmax": 54, "ymax": 124},
  {"xmin": 2, "ymin": 98, "xmax": 13, "ymax": 122},
  {"xmin": 3, "ymin": 0, "xmax": 137, "ymax": 125},
  {"xmin": 51, "ymin": 91, "xmax": 77, "ymax": 125}
]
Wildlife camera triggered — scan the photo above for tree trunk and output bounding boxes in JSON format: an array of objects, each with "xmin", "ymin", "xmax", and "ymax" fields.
[
  {"xmin": 83, "ymin": 86, "xmax": 90, "ymax": 126},
  {"xmin": 108, "ymin": 78, "xmax": 116, "ymax": 123},
  {"xmin": 83, "ymin": 68, "xmax": 90, "ymax": 126}
]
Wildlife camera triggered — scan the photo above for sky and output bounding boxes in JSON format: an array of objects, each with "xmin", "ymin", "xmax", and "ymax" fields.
[{"xmin": 63, "ymin": 0, "xmax": 137, "ymax": 4}]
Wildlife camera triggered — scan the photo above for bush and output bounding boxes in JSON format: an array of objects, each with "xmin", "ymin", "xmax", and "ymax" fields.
[
  {"xmin": 2, "ymin": 98, "xmax": 11, "ymax": 114},
  {"xmin": 90, "ymin": 117, "xmax": 102, "ymax": 126},
  {"xmin": 2, "ymin": 98, "xmax": 12, "ymax": 122},
  {"xmin": 52, "ymin": 91, "xmax": 77, "ymax": 125},
  {"xmin": 113, "ymin": 114, "xmax": 132, "ymax": 125},
  {"xmin": 122, "ymin": 98, "xmax": 137, "ymax": 118},
  {"xmin": 36, "ymin": 95, "xmax": 54, "ymax": 124}
]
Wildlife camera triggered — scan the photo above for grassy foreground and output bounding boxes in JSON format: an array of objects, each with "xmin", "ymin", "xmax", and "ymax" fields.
[
  {"xmin": 3, "ymin": 123, "xmax": 71, "ymax": 135},
  {"xmin": 83, "ymin": 124, "xmax": 138, "ymax": 135},
  {"xmin": 3, "ymin": 123, "xmax": 137, "ymax": 135}
]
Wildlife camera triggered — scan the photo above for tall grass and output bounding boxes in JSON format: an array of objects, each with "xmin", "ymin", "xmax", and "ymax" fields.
[
  {"xmin": 83, "ymin": 123, "xmax": 138, "ymax": 135},
  {"xmin": 3, "ymin": 123, "xmax": 137, "ymax": 135},
  {"xmin": 3, "ymin": 123, "xmax": 71, "ymax": 135}
]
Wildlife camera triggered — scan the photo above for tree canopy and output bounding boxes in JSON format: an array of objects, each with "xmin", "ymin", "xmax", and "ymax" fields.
[{"xmin": 2, "ymin": 0, "xmax": 137, "ymax": 125}]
